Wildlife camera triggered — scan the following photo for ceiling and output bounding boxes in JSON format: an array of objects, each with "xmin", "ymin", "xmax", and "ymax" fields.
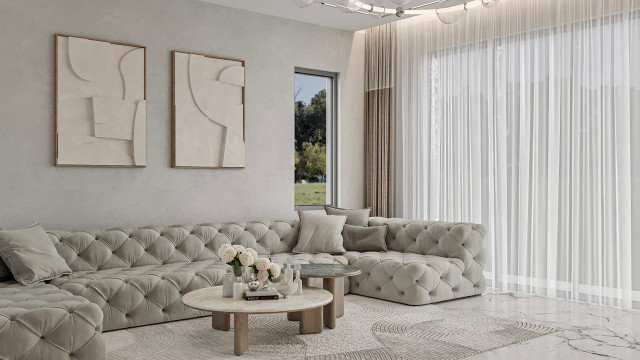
[{"xmin": 197, "ymin": 0, "xmax": 464, "ymax": 32}]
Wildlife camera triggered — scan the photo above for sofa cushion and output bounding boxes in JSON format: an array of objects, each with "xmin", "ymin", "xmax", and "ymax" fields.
[
  {"xmin": 342, "ymin": 224, "xmax": 388, "ymax": 252},
  {"xmin": 0, "ymin": 282, "xmax": 104, "ymax": 360},
  {"xmin": 345, "ymin": 251, "xmax": 478, "ymax": 305},
  {"xmin": 48, "ymin": 221, "xmax": 298, "ymax": 272},
  {"xmin": 49, "ymin": 260, "xmax": 228, "ymax": 331},
  {"xmin": 0, "ymin": 224, "xmax": 72, "ymax": 285},
  {"xmin": 294, "ymin": 211, "xmax": 347, "ymax": 254},
  {"xmin": 324, "ymin": 205, "xmax": 371, "ymax": 226}
]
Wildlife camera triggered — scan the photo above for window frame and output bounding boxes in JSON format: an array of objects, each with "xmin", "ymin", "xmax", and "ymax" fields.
[{"xmin": 294, "ymin": 67, "xmax": 339, "ymax": 210}]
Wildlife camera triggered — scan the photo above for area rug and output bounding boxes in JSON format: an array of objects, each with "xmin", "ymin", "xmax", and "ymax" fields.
[{"xmin": 104, "ymin": 295, "xmax": 555, "ymax": 359}]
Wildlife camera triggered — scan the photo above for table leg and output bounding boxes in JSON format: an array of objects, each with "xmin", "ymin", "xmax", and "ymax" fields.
[
  {"xmin": 299, "ymin": 307, "xmax": 323, "ymax": 334},
  {"xmin": 335, "ymin": 277, "xmax": 344, "ymax": 318},
  {"xmin": 287, "ymin": 278, "xmax": 310, "ymax": 321},
  {"xmin": 323, "ymin": 277, "xmax": 342, "ymax": 329},
  {"xmin": 212, "ymin": 312, "xmax": 230, "ymax": 331},
  {"xmin": 234, "ymin": 313, "xmax": 248, "ymax": 356}
]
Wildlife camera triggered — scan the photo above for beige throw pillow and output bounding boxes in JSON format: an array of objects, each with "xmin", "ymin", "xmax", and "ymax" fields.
[
  {"xmin": 343, "ymin": 224, "xmax": 388, "ymax": 252},
  {"xmin": 324, "ymin": 205, "xmax": 371, "ymax": 226},
  {"xmin": 0, "ymin": 224, "xmax": 72, "ymax": 285},
  {"xmin": 293, "ymin": 211, "xmax": 347, "ymax": 254}
]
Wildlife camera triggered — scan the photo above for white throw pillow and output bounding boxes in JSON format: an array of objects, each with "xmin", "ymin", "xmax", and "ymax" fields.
[{"xmin": 293, "ymin": 211, "xmax": 347, "ymax": 254}]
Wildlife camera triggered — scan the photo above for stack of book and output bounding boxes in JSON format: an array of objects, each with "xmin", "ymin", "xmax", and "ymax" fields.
[{"xmin": 243, "ymin": 289, "xmax": 280, "ymax": 301}]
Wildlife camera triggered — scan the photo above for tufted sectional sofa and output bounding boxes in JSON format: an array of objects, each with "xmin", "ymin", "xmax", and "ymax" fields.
[{"xmin": 0, "ymin": 217, "xmax": 485, "ymax": 359}]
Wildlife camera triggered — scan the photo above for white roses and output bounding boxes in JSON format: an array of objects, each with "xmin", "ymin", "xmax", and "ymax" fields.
[
  {"xmin": 250, "ymin": 258, "xmax": 281, "ymax": 283},
  {"xmin": 254, "ymin": 258, "xmax": 271, "ymax": 271},
  {"xmin": 269, "ymin": 263, "xmax": 281, "ymax": 279},
  {"xmin": 256, "ymin": 270, "xmax": 269, "ymax": 281},
  {"xmin": 218, "ymin": 244, "xmax": 256, "ymax": 267},
  {"xmin": 217, "ymin": 244, "xmax": 281, "ymax": 283}
]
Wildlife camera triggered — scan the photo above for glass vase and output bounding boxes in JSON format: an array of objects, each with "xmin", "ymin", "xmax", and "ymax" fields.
[
  {"xmin": 261, "ymin": 279, "xmax": 272, "ymax": 291},
  {"xmin": 231, "ymin": 265, "xmax": 245, "ymax": 299},
  {"xmin": 232, "ymin": 265, "xmax": 244, "ymax": 278}
]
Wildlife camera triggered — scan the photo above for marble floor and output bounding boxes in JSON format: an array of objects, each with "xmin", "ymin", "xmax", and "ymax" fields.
[{"xmin": 443, "ymin": 289, "xmax": 640, "ymax": 360}]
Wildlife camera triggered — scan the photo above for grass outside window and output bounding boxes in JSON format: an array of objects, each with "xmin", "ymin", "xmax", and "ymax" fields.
[{"xmin": 295, "ymin": 183, "xmax": 326, "ymax": 206}]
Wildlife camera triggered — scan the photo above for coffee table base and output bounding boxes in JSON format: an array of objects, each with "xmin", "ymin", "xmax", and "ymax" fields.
[
  {"xmin": 212, "ymin": 312, "xmax": 230, "ymax": 331},
  {"xmin": 299, "ymin": 307, "xmax": 323, "ymax": 334},
  {"xmin": 322, "ymin": 277, "xmax": 343, "ymax": 329},
  {"xmin": 287, "ymin": 278, "xmax": 344, "ymax": 329},
  {"xmin": 211, "ymin": 309, "xmax": 323, "ymax": 356},
  {"xmin": 234, "ymin": 313, "xmax": 248, "ymax": 356}
]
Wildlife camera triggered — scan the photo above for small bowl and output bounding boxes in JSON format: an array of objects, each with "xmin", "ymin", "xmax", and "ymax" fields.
[{"xmin": 275, "ymin": 282, "xmax": 298, "ymax": 298}]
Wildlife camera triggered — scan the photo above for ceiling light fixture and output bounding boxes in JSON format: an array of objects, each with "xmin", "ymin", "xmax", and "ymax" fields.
[{"xmin": 292, "ymin": 0, "xmax": 499, "ymax": 24}]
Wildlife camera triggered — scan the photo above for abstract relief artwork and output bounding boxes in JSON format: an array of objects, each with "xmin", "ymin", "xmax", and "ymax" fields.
[
  {"xmin": 172, "ymin": 51, "xmax": 245, "ymax": 168},
  {"xmin": 55, "ymin": 35, "xmax": 146, "ymax": 167}
]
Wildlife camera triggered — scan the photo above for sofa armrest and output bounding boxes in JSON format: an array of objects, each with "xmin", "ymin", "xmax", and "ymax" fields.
[
  {"xmin": 369, "ymin": 217, "xmax": 486, "ymax": 291},
  {"xmin": 0, "ymin": 283, "xmax": 105, "ymax": 360}
]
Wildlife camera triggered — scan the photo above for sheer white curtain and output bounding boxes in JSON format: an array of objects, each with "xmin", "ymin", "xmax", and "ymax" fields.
[{"xmin": 397, "ymin": 0, "xmax": 640, "ymax": 309}]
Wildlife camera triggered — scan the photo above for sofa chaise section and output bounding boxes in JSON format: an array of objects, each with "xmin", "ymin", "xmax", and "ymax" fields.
[
  {"xmin": 0, "ymin": 283, "xmax": 104, "ymax": 360},
  {"xmin": 347, "ymin": 218, "xmax": 486, "ymax": 305}
]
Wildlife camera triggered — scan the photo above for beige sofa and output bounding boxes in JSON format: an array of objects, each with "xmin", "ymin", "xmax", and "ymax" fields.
[{"xmin": 0, "ymin": 217, "xmax": 485, "ymax": 359}]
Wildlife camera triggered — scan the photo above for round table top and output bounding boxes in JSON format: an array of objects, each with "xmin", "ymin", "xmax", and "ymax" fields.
[
  {"xmin": 182, "ymin": 286, "xmax": 333, "ymax": 314},
  {"xmin": 299, "ymin": 264, "xmax": 362, "ymax": 278}
]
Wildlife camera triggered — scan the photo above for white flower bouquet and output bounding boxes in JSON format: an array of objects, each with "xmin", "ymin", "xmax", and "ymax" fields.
[
  {"xmin": 218, "ymin": 244, "xmax": 257, "ymax": 276},
  {"xmin": 249, "ymin": 258, "xmax": 281, "ymax": 283}
]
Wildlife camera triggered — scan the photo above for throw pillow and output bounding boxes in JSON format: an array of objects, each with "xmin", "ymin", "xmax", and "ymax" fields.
[
  {"xmin": 0, "ymin": 224, "xmax": 72, "ymax": 285},
  {"xmin": 0, "ymin": 225, "xmax": 10, "ymax": 281},
  {"xmin": 324, "ymin": 205, "xmax": 371, "ymax": 226},
  {"xmin": 342, "ymin": 224, "xmax": 388, "ymax": 252},
  {"xmin": 0, "ymin": 261, "xmax": 10, "ymax": 281},
  {"xmin": 293, "ymin": 210, "xmax": 347, "ymax": 254}
]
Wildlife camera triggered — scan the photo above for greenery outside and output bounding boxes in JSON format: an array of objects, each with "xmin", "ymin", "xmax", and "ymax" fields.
[
  {"xmin": 294, "ymin": 79, "xmax": 328, "ymax": 206},
  {"xmin": 295, "ymin": 183, "xmax": 326, "ymax": 206}
]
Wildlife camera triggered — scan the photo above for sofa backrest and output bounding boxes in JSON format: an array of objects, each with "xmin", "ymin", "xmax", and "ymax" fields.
[
  {"xmin": 369, "ymin": 217, "xmax": 485, "ymax": 262},
  {"xmin": 47, "ymin": 221, "xmax": 299, "ymax": 272}
]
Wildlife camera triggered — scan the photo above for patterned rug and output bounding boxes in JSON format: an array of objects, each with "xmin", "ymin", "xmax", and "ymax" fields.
[{"xmin": 104, "ymin": 295, "xmax": 555, "ymax": 359}]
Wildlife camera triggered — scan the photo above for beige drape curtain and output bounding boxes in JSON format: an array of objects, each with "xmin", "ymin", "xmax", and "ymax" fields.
[{"xmin": 365, "ymin": 23, "xmax": 395, "ymax": 218}]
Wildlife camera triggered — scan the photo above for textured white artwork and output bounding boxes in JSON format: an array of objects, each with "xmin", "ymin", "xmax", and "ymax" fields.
[
  {"xmin": 56, "ymin": 35, "xmax": 146, "ymax": 167},
  {"xmin": 172, "ymin": 51, "xmax": 245, "ymax": 168}
]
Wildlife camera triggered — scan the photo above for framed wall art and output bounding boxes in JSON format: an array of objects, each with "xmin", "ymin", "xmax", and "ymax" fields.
[
  {"xmin": 172, "ymin": 51, "xmax": 245, "ymax": 168},
  {"xmin": 55, "ymin": 34, "xmax": 146, "ymax": 167}
]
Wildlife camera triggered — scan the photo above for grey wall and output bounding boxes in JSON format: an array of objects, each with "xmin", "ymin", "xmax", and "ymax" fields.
[{"xmin": 0, "ymin": 0, "xmax": 365, "ymax": 230}]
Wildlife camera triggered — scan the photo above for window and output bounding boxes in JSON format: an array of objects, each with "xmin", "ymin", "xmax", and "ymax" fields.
[{"xmin": 294, "ymin": 69, "xmax": 337, "ymax": 208}]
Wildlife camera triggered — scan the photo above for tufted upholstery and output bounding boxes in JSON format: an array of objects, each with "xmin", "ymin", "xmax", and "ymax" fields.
[
  {"xmin": 0, "ymin": 283, "xmax": 104, "ymax": 360},
  {"xmin": 345, "ymin": 251, "xmax": 479, "ymax": 305},
  {"xmin": 368, "ymin": 217, "xmax": 486, "ymax": 299},
  {"xmin": 49, "ymin": 260, "xmax": 228, "ymax": 331},
  {"xmin": 0, "ymin": 217, "xmax": 486, "ymax": 359},
  {"xmin": 48, "ymin": 221, "xmax": 298, "ymax": 271}
]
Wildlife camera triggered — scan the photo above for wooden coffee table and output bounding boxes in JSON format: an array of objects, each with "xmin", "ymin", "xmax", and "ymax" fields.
[
  {"xmin": 287, "ymin": 264, "xmax": 361, "ymax": 329},
  {"xmin": 182, "ymin": 286, "xmax": 333, "ymax": 356}
]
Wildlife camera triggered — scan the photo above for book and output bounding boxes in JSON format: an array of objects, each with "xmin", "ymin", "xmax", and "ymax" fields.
[{"xmin": 243, "ymin": 289, "xmax": 280, "ymax": 301}]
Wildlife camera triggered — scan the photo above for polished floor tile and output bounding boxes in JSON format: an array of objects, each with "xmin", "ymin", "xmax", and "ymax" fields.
[{"xmin": 438, "ymin": 289, "xmax": 640, "ymax": 360}]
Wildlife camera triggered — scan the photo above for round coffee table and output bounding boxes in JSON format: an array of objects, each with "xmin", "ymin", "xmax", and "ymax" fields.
[
  {"xmin": 182, "ymin": 286, "xmax": 333, "ymax": 356},
  {"xmin": 287, "ymin": 264, "xmax": 361, "ymax": 329}
]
